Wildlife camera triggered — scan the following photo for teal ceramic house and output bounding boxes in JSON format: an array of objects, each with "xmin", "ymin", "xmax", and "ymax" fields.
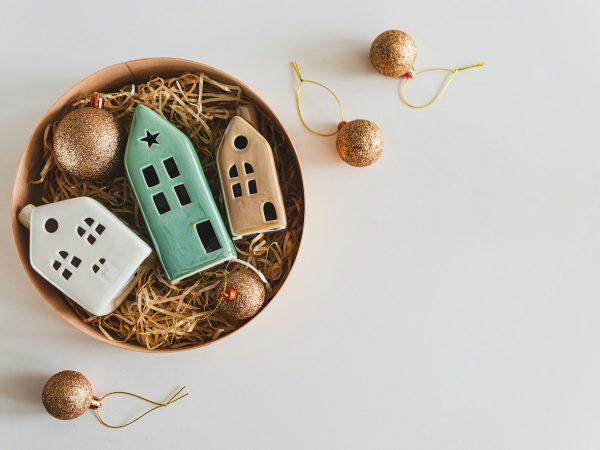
[{"xmin": 125, "ymin": 105, "xmax": 236, "ymax": 283}]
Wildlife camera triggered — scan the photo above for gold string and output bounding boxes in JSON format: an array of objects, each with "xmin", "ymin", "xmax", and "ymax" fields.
[
  {"xmin": 291, "ymin": 61, "xmax": 345, "ymax": 136},
  {"xmin": 94, "ymin": 386, "xmax": 189, "ymax": 429},
  {"xmin": 399, "ymin": 62, "xmax": 485, "ymax": 109},
  {"xmin": 227, "ymin": 258, "xmax": 269, "ymax": 285}
]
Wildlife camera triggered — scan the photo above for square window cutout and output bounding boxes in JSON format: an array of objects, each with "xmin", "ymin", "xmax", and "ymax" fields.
[{"xmin": 153, "ymin": 192, "xmax": 171, "ymax": 214}]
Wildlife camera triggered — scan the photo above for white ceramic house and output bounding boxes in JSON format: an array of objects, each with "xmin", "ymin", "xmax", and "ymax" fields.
[
  {"xmin": 217, "ymin": 116, "xmax": 286, "ymax": 239},
  {"xmin": 18, "ymin": 197, "xmax": 152, "ymax": 316}
]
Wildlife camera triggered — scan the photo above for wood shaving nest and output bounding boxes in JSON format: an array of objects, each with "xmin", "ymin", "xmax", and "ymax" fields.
[{"xmin": 31, "ymin": 72, "xmax": 304, "ymax": 350}]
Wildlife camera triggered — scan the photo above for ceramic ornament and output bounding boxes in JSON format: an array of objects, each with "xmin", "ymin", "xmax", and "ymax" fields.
[
  {"xmin": 217, "ymin": 116, "xmax": 286, "ymax": 239},
  {"xmin": 125, "ymin": 105, "xmax": 236, "ymax": 283},
  {"xmin": 18, "ymin": 197, "xmax": 152, "ymax": 316}
]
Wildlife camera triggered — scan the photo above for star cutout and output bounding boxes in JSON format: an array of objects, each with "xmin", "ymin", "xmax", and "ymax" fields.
[{"xmin": 140, "ymin": 130, "xmax": 159, "ymax": 148}]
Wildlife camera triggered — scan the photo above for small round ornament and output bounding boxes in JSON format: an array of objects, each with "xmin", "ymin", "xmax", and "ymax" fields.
[
  {"xmin": 41, "ymin": 370, "xmax": 188, "ymax": 428},
  {"xmin": 42, "ymin": 370, "xmax": 99, "ymax": 420},
  {"xmin": 219, "ymin": 271, "xmax": 266, "ymax": 321},
  {"xmin": 291, "ymin": 62, "xmax": 384, "ymax": 167},
  {"xmin": 53, "ymin": 93, "xmax": 124, "ymax": 180},
  {"xmin": 370, "ymin": 30, "xmax": 417, "ymax": 78},
  {"xmin": 336, "ymin": 120, "xmax": 384, "ymax": 167}
]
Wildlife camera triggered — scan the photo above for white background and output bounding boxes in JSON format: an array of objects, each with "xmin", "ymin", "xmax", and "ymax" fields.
[{"xmin": 1, "ymin": 0, "xmax": 599, "ymax": 449}]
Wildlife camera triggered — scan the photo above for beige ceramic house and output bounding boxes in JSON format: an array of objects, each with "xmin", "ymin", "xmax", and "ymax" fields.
[{"xmin": 217, "ymin": 116, "xmax": 286, "ymax": 239}]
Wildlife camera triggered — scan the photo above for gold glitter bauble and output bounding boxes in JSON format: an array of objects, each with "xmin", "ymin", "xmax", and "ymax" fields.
[
  {"xmin": 42, "ymin": 370, "xmax": 93, "ymax": 420},
  {"xmin": 219, "ymin": 272, "xmax": 266, "ymax": 321},
  {"xmin": 54, "ymin": 107, "xmax": 124, "ymax": 180},
  {"xmin": 370, "ymin": 30, "xmax": 417, "ymax": 77},
  {"xmin": 336, "ymin": 120, "xmax": 384, "ymax": 167}
]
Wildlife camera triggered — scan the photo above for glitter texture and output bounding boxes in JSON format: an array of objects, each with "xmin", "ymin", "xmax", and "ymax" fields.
[
  {"xmin": 370, "ymin": 30, "xmax": 417, "ymax": 77},
  {"xmin": 42, "ymin": 370, "xmax": 93, "ymax": 420},
  {"xmin": 336, "ymin": 119, "xmax": 384, "ymax": 167},
  {"xmin": 53, "ymin": 107, "xmax": 124, "ymax": 180},
  {"xmin": 219, "ymin": 272, "xmax": 266, "ymax": 321}
]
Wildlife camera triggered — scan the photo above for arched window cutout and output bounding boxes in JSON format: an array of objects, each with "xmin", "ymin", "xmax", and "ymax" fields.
[
  {"xmin": 78, "ymin": 217, "xmax": 105, "ymax": 245},
  {"xmin": 244, "ymin": 162, "xmax": 254, "ymax": 174},
  {"xmin": 92, "ymin": 258, "xmax": 106, "ymax": 274},
  {"xmin": 263, "ymin": 202, "xmax": 277, "ymax": 221},
  {"xmin": 229, "ymin": 164, "xmax": 238, "ymax": 178},
  {"xmin": 53, "ymin": 250, "xmax": 74, "ymax": 280}
]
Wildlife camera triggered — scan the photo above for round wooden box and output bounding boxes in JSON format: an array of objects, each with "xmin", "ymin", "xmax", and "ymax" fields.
[{"xmin": 11, "ymin": 58, "xmax": 304, "ymax": 352}]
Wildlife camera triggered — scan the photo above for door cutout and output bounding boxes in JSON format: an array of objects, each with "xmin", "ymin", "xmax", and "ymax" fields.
[
  {"xmin": 263, "ymin": 202, "xmax": 277, "ymax": 221},
  {"xmin": 196, "ymin": 220, "xmax": 221, "ymax": 253}
]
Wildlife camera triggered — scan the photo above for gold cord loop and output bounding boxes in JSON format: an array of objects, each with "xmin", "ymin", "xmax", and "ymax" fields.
[
  {"xmin": 291, "ymin": 61, "xmax": 345, "ymax": 137},
  {"xmin": 399, "ymin": 62, "xmax": 485, "ymax": 109},
  {"xmin": 94, "ymin": 386, "xmax": 188, "ymax": 429},
  {"xmin": 227, "ymin": 258, "xmax": 269, "ymax": 285}
]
